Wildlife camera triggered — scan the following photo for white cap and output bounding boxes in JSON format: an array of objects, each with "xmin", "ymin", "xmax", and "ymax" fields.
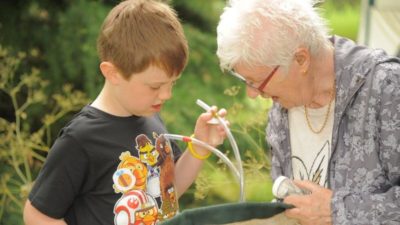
[{"xmin": 272, "ymin": 175, "xmax": 289, "ymax": 199}]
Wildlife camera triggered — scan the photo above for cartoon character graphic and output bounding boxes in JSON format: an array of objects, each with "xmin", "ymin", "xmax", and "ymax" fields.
[
  {"xmin": 113, "ymin": 133, "xmax": 179, "ymax": 224},
  {"xmin": 160, "ymin": 186, "xmax": 178, "ymax": 219},
  {"xmin": 134, "ymin": 204, "xmax": 159, "ymax": 225},
  {"xmin": 114, "ymin": 190, "xmax": 158, "ymax": 225},
  {"xmin": 154, "ymin": 134, "xmax": 171, "ymax": 166},
  {"xmin": 155, "ymin": 134, "xmax": 178, "ymax": 218},
  {"xmin": 113, "ymin": 151, "xmax": 148, "ymax": 193},
  {"xmin": 135, "ymin": 134, "xmax": 162, "ymax": 205},
  {"xmin": 135, "ymin": 134, "xmax": 159, "ymax": 167}
]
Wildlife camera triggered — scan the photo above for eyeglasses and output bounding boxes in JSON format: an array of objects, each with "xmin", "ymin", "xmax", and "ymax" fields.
[{"xmin": 229, "ymin": 66, "xmax": 279, "ymax": 93}]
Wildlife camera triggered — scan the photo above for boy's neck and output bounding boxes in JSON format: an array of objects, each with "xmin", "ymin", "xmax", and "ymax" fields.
[{"xmin": 91, "ymin": 86, "xmax": 129, "ymax": 117}]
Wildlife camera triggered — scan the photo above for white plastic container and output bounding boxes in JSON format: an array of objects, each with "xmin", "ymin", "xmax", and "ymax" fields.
[{"xmin": 272, "ymin": 176, "xmax": 308, "ymax": 199}]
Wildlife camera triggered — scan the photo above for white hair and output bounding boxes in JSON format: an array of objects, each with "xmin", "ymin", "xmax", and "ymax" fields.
[{"xmin": 216, "ymin": 0, "xmax": 331, "ymax": 72}]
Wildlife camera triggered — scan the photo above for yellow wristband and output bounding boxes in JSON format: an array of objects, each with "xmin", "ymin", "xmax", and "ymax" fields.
[{"xmin": 187, "ymin": 135, "xmax": 211, "ymax": 160}]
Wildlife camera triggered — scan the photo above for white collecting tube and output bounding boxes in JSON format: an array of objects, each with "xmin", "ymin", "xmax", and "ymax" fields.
[{"xmin": 272, "ymin": 176, "xmax": 309, "ymax": 199}]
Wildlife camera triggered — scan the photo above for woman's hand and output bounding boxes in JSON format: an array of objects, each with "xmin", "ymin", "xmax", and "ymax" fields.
[{"xmin": 284, "ymin": 180, "xmax": 333, "ymax": 225}]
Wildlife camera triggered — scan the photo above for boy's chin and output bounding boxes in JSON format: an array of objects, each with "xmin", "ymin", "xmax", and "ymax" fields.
[{"xmin": 137, "ymin": 112, "xmax": 157, "ymax": 117}]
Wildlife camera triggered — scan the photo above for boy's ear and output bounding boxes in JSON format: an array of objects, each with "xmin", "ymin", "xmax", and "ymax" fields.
[
  {"xmin": 294, "ymin": 47, "xmax": 310, "ymax": 75},
  {"xmin": 99, "ymin": 62, "xmax": 121, "ymax": 84}
]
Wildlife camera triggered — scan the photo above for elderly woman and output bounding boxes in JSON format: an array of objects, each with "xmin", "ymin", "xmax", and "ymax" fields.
[{"xmin": 216, "ymin": 0, "xmax": 400, "ymax": 224}]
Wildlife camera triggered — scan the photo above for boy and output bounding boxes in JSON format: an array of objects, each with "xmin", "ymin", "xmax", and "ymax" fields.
[{"xmin": 23, "ymin": 0, "xmax": 227, "ymax": 224}]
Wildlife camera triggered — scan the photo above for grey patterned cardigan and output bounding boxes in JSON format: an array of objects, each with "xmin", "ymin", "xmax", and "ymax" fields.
[{"xmin": 266, "ymin": 36, "xmax": 400, "ymax": 225}]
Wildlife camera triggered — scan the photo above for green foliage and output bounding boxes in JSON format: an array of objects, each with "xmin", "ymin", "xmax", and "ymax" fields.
[
  {"xmin": 0, "ymin": 1, "xmax": 58, "ymax": 54},
  {"xmin": 172, "ymin": 0, "xmax": 225, "ymax": 33},
  {"xmin": 0, "ymin": 45, "xmax": 88, "ymax": 224},
  {"xmin": 321, "ymin": 0, "xmax": 361, "ymax": 40},
  {"xmin": 46, "ymin": 0, "xmax": 109, "ymax": 98}
]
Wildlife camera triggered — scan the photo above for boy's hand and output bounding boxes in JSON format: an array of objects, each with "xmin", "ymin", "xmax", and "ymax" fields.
[{"xmin": 193, "ymin": 106, "xmax": 228, "ymax": 153}]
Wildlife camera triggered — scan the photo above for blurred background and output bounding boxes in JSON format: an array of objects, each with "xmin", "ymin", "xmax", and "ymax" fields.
[{"xmin": 1, "ymin": 0, "xmax": 398, "ymax": 224}]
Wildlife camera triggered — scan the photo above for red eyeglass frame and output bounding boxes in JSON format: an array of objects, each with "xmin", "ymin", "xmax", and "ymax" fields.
[{"xmin": 229, "ymin": 66, "xmax": 280, "ymax": 93}]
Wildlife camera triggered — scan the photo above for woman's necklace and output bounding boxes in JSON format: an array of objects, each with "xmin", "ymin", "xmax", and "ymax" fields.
[{"xmin": 304, "ymin": 82, "xmax": 335, "ymax": 134}]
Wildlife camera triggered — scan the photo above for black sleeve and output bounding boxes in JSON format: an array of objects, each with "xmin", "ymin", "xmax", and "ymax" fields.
[
  {"xmin": 170, "ymin": 139, "xmax": 182, "ymax": 162},
  {"xmin": 29, "ymin": 133, "xmax": 88, "ymax": 219}
]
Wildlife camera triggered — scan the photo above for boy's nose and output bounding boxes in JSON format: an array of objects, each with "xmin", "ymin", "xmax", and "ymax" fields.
[{"xmin": 159, "ymin": 86, "xmax": 172, "ymax": 100}]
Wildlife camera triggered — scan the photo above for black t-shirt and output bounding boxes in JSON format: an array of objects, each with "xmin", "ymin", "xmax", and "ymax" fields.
[{"xmin": 29, "ymin": 105, "xmax": 182, "ymax": 225}]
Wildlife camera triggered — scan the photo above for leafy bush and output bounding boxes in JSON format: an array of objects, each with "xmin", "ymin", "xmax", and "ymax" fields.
[
  {"xmin": 46, "ymin": 0, "xmax": 109, "ymax": 98},
  {"xmin": 0, "ymin": 45, "xmax": 88, "ymax": 224}
]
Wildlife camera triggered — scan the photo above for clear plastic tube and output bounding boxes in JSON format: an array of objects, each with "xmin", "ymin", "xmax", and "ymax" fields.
[
  {"xmin": 163, "ymin": 134, "xmax": 240, "ymax": 181},
  {"xmin": 196, "ymin": 99, "xmax": 245, "ymax": 202},
  {"xmin": 163, "ymin": 99, "xmax": 245, "ymax": 202}
]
